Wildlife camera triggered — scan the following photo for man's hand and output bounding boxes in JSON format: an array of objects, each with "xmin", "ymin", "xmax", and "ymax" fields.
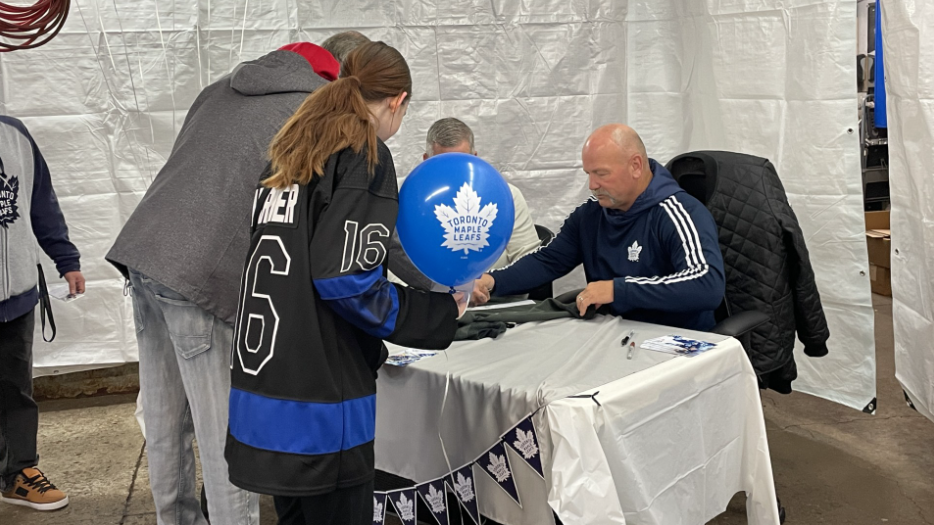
[
  {"xmin": 471, "ymin": 274, "xmax": 495, "ymax": 306},
  {"xmin": 64, "ymin": 271, "xmax": 86, "ymax": 296},
  {"xmin": 575, "ymin": 280, "xmax": 613, "ymax": 316}
]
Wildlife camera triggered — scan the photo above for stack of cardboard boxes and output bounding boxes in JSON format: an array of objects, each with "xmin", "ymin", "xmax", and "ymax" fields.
[{"xmin": 865, "ymin": 210, "xmax": 891, "ymax": 296}]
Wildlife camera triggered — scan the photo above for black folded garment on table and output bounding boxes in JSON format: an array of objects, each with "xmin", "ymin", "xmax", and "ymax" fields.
[{"xmin": 454, "ymin": 296, "xmax": 601, "ymax": 340}]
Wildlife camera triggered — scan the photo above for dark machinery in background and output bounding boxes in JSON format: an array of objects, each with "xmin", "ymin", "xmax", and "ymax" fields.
[
  {"xmin": 859, "ymin": 2, "xmax": 889, "ymax": 211},
  {"xmin": 861, "ymin": 93, "xmax": 889, "ymax": 210}
]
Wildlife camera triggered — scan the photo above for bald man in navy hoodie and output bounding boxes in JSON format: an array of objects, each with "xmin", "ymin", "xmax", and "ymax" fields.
[{"xmin": 475, "ymin": 124, "xmax": 725, "ymax": 331}]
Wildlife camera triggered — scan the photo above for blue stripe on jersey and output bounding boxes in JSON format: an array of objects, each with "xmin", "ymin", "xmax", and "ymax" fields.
[
  {"xmin": 228, "ymin": 388, "xmax": 376, "ymax": 455},
  {"xmin": 314, "ymin": 267, "xmax": 383, "ymax": 299},
  {"xmin": 314, "ymin": 268, "xmax": 399, "ymax": 338}
]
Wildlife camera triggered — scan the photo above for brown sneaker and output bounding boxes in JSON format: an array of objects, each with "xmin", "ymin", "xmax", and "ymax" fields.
[{"xmin": 0, "ymin": 468, "xmax": 69, "ymax": 511}]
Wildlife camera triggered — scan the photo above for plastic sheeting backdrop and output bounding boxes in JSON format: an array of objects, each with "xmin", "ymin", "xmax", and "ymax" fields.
[
  {"xmin": 0, "ymin": 0, "xmax": 876, "ymax": 411},
  {"xmin": 883, "ymin": 1, "xmax": 934, "ymax": 423}
]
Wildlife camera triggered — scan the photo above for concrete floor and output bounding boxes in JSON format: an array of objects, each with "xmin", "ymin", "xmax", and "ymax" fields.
[{"xmin": 2, "ymin": 294, "xmax": 932, "ymax": 525}]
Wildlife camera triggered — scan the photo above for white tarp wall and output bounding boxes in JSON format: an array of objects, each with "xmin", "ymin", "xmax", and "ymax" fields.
[
  {"xmin": 883, "ymin": 1, "xmax": 934, "ymax": 423},
  {"xmin": 0, "ymin": 0, "xmax": 876, "ymax": 410}
]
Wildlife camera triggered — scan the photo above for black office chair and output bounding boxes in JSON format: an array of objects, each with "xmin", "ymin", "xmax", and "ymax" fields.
[
  {"xmin": 526, "ymin": 224, "xmax": 556, "ymax": 301},
  {"xmin": 663, "ymin": 156, "xmax": 768, "ymax": 351}
]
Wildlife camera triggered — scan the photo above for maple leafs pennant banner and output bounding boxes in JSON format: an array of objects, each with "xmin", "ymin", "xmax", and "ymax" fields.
[
  {"xmin": 416, "ymin": 478, "xmax": 451, "ymax": 525},
  {"xmin": 446, "ymin": 465, "xmax": 481, "ymax": 525},
  {"xmin": 503, "ymin": 417, "xmax": 545, "ymax": 479},
  {"xmin": 372, "ymin": 492, "xmax": 388, "ymax": 525},
  {"xmin": 477, "ymin": 441, "xmax": 522, "ymax": 507},
  {"xmin": 388, "ymin": 488, "xmax": 418, "ymax": 525}
]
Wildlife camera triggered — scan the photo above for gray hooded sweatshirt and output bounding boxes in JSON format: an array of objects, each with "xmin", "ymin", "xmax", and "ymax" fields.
[{"xmin": 107, "ymin": 50, "xmax": 329, "ymax": 324}]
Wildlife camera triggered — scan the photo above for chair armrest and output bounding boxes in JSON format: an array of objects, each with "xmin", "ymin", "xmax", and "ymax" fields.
[{"xmin": 711, "ymin": 310, "xmax": 769, "ymax": 338}]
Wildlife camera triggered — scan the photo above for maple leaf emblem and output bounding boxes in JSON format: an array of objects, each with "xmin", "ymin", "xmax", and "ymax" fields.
[
  {"xmin": 0, "ymin": 174, "xmax": 21, "ymax": 228},
  {"xmin": 434, "ymin": 183, "xmax": 498, "ymax": 254},
  {"xmin": 513, "ymin": 428, "xmax": 540, "ymax": 460},
  {"xmin": 373, "ymin": 497, "xmax": 384, "ymax": 522},
  {"xmin": 426, "ymin": 484, "xmax": 446, "ymax": 513},
  {"xmin": 628, "ymin": 240, "xmax": 642, "ymax": 262},
  {"xmin": 486, "ymin": 452, "xmax": 511, "ymax": 483},
  {"xmin": 397, "ymin": 493, "xmax": 415, "ymax": 522},
  {"xmin": 454, "ymin": 472, "xmax": 475, "ymax": 502}
]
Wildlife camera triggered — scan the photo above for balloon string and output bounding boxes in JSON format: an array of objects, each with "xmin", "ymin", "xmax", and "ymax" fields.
[{"xmin": 438, "ymin": 350, "xmax": 455, "ymax": 486}]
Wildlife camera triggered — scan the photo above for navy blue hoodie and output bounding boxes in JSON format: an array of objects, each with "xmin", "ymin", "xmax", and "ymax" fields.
[{"xmin": 491, "ymin": 160, "xmax": 725, "ymax": 331}]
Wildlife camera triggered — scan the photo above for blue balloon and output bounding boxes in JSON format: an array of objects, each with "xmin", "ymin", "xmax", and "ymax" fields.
[{"xmin": 397, "ymin": 153, "xmax": 515, "ymax": 287}]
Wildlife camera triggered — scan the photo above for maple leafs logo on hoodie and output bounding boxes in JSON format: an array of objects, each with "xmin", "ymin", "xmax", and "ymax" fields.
[
  {"xmin": 0, "ymin": 173, "xmax": 20, "ymax": 228},
  {"xmin": 434, "ymin": 183, "xmax": 498, "ymax": 254},
  {"xmin": 628, "ymin": 240, "xmax": 642, "ymax": 262}
]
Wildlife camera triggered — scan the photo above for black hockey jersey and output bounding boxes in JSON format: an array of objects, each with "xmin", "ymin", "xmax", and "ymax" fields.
[{"xmin": 225, "ymin": 141, "xmax": 458, "ymax": 496}]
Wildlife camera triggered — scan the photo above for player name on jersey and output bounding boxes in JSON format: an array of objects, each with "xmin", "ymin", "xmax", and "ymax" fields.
[{"xmin": 255, "ymin": 184, "xmax": 300, "ymax": 226}]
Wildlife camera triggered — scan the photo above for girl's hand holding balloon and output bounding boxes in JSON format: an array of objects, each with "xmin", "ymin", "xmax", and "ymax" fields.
[{"xmin": 451, "ymin": 280, "xmax": 476, "ymax": 319}]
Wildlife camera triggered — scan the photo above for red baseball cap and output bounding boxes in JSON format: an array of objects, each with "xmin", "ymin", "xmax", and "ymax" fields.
[{"xmin": 279, "ymin": 42, "xmax": 340, "ymax": 81}]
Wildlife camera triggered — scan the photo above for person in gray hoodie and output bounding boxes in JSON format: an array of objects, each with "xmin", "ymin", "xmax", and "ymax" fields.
[{"xmin": 106, "ymin": 32, "xmax": 369, "ymax": 525}]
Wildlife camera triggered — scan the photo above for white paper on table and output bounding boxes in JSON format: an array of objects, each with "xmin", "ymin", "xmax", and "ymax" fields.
[
  {"xmin": 384, "ymin": 349, "xmax": 440, "ymax": 367},
  {"xmin": 640, "ymin": 335, "xmax": 717, "ymax": 358}
]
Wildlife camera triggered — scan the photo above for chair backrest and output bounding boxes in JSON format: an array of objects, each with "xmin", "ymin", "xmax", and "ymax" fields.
[
  {"xmin": 534, "ymin": 224, "xmax": 555, "ymax": 245},
  {"xmin": 667, "ymin": 155, "xmax": 714, "ymax": 205},
  {"xmin": 527, "ymin": 224, "xmax": 556, "ymax": 301},
  {"xmin": 667, "ymin": 153, "xmax": 732, "ymax": 324},
  {"xmin": 667, "ymin": 151, "xmax": 789, "ymax": 360}
]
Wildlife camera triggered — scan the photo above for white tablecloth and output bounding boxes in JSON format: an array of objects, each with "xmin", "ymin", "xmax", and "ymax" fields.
[{"xmin": 375, "ymin": 315, "xmax": 780, "ymax": 525}]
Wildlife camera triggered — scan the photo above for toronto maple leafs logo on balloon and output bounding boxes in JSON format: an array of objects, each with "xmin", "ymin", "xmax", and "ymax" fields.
[
  {"xmin": 0, "ymin": 173, "xmax": 20, "ymax": 228},
  {"xmin": 396, "ymin": 153, "xmax": 514, "ymax": 286},
  {"xmin": 434, "ymin": 183, "xmax": 498, "ymax": 254}
]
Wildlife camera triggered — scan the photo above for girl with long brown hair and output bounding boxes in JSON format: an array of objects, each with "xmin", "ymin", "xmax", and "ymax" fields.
[{"xmin": 225, "ymin": 41, "xmax": 467, "ymax": 525}]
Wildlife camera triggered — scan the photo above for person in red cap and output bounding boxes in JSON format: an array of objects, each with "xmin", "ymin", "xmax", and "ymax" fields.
[
  {"xmin": 106, "ymin": 31, "xmax": 369, "ymax": 525},
  {"xmin": 279, "ymin": 42, "xmax": 339, "ymax": 80}
]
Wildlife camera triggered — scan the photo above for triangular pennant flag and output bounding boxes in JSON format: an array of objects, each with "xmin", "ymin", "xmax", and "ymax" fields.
[
  {"xmin": 373, "ymin": 492, "xmax": 388, "ymax": 525},
  {"xmin": 503, "ymin": 417, "xmax": 545, "ymax": 479},
  {"xmin": 416, "ymin": 478, "xmax": 451, "ymax": 525},
  {"xmin": 476, "ymin": 441, "xmax": 522, "ymax": 507},
  {"xmin": 387, "ymin": 488, "xmax": 418, "ymax": 525},
  {"xmin": 447, "ymin": 465, "xmax": 481, "ymax": 525}
]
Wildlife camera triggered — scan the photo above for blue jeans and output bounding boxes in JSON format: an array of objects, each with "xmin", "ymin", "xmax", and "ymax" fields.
[{"xmin": 130, "ymin": 270, "xmax": 258, "ymax": 525}]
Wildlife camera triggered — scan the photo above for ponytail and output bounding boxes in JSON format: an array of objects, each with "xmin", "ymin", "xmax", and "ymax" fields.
[{"xmin": 265, "ymin": 41, "xmax": 412, "ymax": 189}]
